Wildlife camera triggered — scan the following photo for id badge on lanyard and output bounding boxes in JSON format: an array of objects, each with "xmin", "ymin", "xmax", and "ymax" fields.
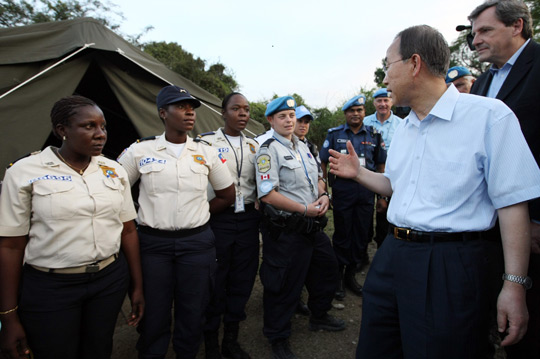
[
  {"xmin": 358, "ymin": 153, "xmax": 366, "ymax": 168},
  {"xmin": 235, "ymin": 191, "xmax": 245, "ymax": 213}
]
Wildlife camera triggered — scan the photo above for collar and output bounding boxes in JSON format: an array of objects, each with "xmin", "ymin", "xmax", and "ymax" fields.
[
  {"xmin": 217, "ymin": 127, "xmax": 245, "ymax": 141},
  {"xmin": 490, "ymin": 38, "xmax": 530, "ymax": 73},
  {"xmin": 42, "ymin": 146, "xmax": 100, "ymax": 174},
  {"xmin": 273, "ymin": 131, "xmax": 298, "ymax": 148},
  {"xmin": 156, "ymin": 132, "xmax": 195, "ymax": 151},
  {"xmin": 344, "ymin": 122, "xmax": 366, "ymax": 133},
  {"xmin": 407, "ymin": 84, "xmax": 459, "ymax": 127}
]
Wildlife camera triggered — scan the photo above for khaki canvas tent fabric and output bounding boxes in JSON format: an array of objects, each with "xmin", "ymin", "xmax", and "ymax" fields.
[{"xmin": 0, "ymin": 17, "xmax": 264, "ymax": 178}]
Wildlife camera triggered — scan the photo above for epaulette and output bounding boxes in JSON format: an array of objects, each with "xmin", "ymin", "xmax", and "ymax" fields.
[
  {"xmin": 136, "ymin": 136, "xmax": 157, "ymax": 143},
  {"xmin": 194, "ymin": 138, "xmax": 211, "ymax": 146},
  {"xmin": 197, "ymin": 131, "xmax": 215, "ymax": 137},
  {"xmin": 6, "ymin": 150, "xmax": 40, "ymax": 169},
  {"xmin": 260, "ymin": 138, "xmax": 275, "ymax": 148},
  {"xmin": 327, "ymin": 125, "xmax": 344, "ymax": 133}
]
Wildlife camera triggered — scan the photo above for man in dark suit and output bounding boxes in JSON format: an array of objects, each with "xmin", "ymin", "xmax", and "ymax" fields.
[{"xmin": 469, "ymin": 1, "xmax": 540, "ymax": 357}]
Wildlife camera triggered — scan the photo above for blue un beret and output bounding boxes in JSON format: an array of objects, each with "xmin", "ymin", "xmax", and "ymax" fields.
[
  {"xmin": 342, "ymin": 95, "xmax": 366, "ymax": 112},
  {"xmin": 156, "ymin": 85, "xmax": 201, "ymax": 110},
  {"xmin": 265, "ymin": 96, "xmax": 296, "ymax": 117},
  {"xmin": 373, "ymin": 88, "xmax": 389, "ymax": 98},
  {"xmin": 445, "ymin": 66, "xmax": 472, "ymax": 84},
  {"xmin": 295, "ymin": 105, "xmax": 314, "ymax": 121}
]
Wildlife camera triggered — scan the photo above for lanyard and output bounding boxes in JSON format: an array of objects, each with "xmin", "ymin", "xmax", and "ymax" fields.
[
  {"xmin": 224, "ymin": 134, "xmax": 243, "ymax": 187},
  {"xmin": 273, "ymin": 136, "xmax": 314, "ymax": 195}
]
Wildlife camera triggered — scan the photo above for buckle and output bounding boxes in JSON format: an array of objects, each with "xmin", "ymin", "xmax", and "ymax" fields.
[
  {"xmin": 85, "ymin": 264, "xmax": 100, "ymax": 273},
  {"xmin": 393, "ymin": 227, "xmax": 411, "ymax": 241}
]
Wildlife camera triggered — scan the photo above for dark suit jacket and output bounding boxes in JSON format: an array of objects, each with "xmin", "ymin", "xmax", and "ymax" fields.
[{"xmin": 471, "ymin": 40, "xmax": 540, "ymax": 219}]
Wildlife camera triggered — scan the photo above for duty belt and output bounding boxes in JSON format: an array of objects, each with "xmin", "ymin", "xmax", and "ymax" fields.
[{"xmin": 31, "ymin": 253, "xmax": 118, "ymax": 274}]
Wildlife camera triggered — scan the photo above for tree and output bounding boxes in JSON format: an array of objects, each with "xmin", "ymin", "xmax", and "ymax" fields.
[{"xmin": 0, "ymin": 0, "xmax": 123, "ymax": 29}]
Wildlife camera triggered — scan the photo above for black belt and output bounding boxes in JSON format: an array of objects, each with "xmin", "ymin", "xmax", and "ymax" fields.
[
  {"xmin": 389, "ymin": 224, "xmax": 483, "ymax": 242},
  {"xmin": 138, "ymin": 223, "xmax": 209, "ymax": 238}
]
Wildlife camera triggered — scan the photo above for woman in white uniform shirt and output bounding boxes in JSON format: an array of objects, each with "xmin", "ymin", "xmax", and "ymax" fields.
[
  {"xmin": 117, "ymin": 86, "xmax": 235, "ymax": 359},
  {"xmin": 0, "ymin": 96, "xmax": 144, "ymax": 359}
]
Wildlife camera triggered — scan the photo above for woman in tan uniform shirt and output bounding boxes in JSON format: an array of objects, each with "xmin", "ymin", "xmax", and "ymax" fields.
[{"xmin": 0, "ymin": 96, "xmax": 144, "ymax": 359}]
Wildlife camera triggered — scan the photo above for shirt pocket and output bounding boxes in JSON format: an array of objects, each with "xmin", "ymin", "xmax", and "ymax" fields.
[
  {"xmin": 188, "ymin": 163, "xmax": 209, "ymax": 192},
  {"xmin": 96, "ymin": 177, "xmax": 125, "ymax": 215},
  {"xmin": 32, "ymin": 180, "xmax": 77, "ymax": 219},
  {"xmin": 139, "ymin": 163, "xmax": 166, "ymax": 194},
  {"xmin": 280, "ymin": 160, "xmax": 303, "ymax": 187}
]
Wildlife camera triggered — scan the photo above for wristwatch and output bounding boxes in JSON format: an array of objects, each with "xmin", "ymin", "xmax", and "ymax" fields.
[{"xmin": 502, "ymin": 273, "xmax": 532, "ymax": 290}]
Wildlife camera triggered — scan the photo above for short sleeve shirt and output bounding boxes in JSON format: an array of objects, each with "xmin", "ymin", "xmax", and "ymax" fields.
[
  {"xmin": 385, "ymin": 85, "xmax": 540, "ymax": 232},
  {"xmin": 255, "ymin": 133, "xmax": 319, "ymax": 213},
  {"xmin": 363, "ymin": 111, "xmax": 403, "ymax": 150},
  {"xmin": 0, "ymin": 147, "xmax": 137, "ymax": 268},
  {"xmin": 199, "ymin": 128, "xmax": 259, "ymax": 204},
  {"xmin": 117, "ymin": 134, "xmax": 233, "ymax": 230}
]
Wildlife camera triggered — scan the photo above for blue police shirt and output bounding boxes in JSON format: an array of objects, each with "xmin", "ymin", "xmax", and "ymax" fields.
[
  {"xmin": 385, "ymin": 85, "xmax": 540, "ymax": 232},
  {"xmin": 319, "ymin": 123, "xmax": 386, "ymax": 172}
]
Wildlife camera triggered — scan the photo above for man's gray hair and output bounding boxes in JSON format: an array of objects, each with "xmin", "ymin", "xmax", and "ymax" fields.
[
  {"xmin": 395, "ymin": 25, "xmax": 450, "ymax": 78},
  {"xmin": 469, "ymin": 0, "xmax": 533, "ymax": 40}
]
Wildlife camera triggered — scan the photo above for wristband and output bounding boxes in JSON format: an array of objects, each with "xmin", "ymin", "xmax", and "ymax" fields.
[
  {"xmin": 0, "ymin": 305, "xmax": 18, "ymax": 315},
  {"xmin": 319, "ymin": 192, "xmax": 329, "ymax": 198},
  {"xmin": 303, "ymin": 205, "xmax": 307, "ymax": 217}
]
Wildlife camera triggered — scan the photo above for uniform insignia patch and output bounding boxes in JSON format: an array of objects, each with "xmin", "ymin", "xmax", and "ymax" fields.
[
  {"xmin": 257, "ymin": 154, "xmax": 271, "ymax": 173},
  {"xmin": 284, "ymin": 156, "xmax": 293, "ymax": 160},
  {"xmin": 261, "ymin": 174, "xmax": 270, "ymax": 180},
  {"xmin": 337, "ymin": 139, "xmax": 348, "ymax": 143},
  {"xmin": 139, "ymin": 157, "xmax": 166, "ymax": 167},
  {"xmin": 99, "ymin": 165, "xmax": 119, "ymax": 178},
  {"xmin": 218, "ymin": 148, "xmax": 229, "ymax": 153},
  {"xmin": 249, "ymin": 144, "xmax": 256, "ymax": 154},
  {"xmin": 218, "ymin": 153, "xmax": 227, "ymax": 163},
  {"xmin": 193, "ymin": 155, "xmax": 206, "ymax": 165},
  {"xmin": 307, "ymin": 153, "xmax": 312, "ymax": 159},
  {"xmin": 259, "ymin": 180, "xmax": 273, "ymax": 194},
  {"xmin": 323, "ymin": 140, "xmax": 329, "ymax": 148},
  {"xmin": 286, "ymin": 99, "xmax": 295, "ymax": 107}
]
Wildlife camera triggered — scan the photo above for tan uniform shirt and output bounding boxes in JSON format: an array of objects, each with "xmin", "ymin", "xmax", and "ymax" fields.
[
  {"xmin": 0, "ymin": 147, "xmax": 137, "ymax": 268},
  {"xmin": 117, "ymin": 134, "xmax": 233, "ymax": 230},
  {"xmin": 199, "ymin": 128, "xmax": 259, "ymax": 205}
]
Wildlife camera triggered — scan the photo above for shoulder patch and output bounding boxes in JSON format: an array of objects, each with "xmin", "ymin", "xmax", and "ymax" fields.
[
  {"xmin": 256, "ymin": 154, "xmax": 271, "ymax": 173},
  {"xmin": 260, "ymin": 138, "xmax": 275, "ymax": 149},
  {"xmin": 198, "ymin": 131, "xmax": 215, "ymax": 137},
  {"xmin": 194, "ymin": 138, "xmax": 211, "ymax": 146},
  {"xmin": 136, "ymin": 136, "xmax": 157, "ymax": 143},
  {"xmin": 7, "ymin": 151, "xmax": 40, "ymax": 169},
  {"xmin": 328, "ymin": 125, "xmax": 344, "ymax": 133}
]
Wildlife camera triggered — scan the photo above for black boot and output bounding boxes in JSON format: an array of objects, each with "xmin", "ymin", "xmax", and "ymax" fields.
[
  {"xmin": 271, "ymin": 338, "xmax": 298, "ymax": 359},
  {"xmin": 295, "ymin": 299, "xmax": 311, "ymax": 316},
  {"xmin": 222, "ymin": 322, "xmax": 250, "ymax": 359},
  {"xmin": 344, "ymin": 265, "xmax": 363, "ymax": 296},
  {"xmin": 335, "ymin": 265, "xmax": 346, "ymax": 301},
  {"xmin": 204, "ymin": 330, "xmax": 222, "ymax": 359}
]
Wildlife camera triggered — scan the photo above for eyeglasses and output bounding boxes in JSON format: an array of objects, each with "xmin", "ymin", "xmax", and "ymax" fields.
[{"xmin": 383, "ymin": 57, "xmax": 410, "ymax": 73}]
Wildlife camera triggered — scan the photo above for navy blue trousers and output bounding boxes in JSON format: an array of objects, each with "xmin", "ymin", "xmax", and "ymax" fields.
[
  {"xmin": 205, "ymin": 205, "xmax": 261, "ymax": 332},
  {"xmin": 136, "ymin": 226, "xmax": 216, "ymax": 359},
  {"xmin": 356, "ymin": 234, "xmax": 496, "ymax": 359},
  {"xmin": 19, "ymin": 253, "xmax": 129, "ymax": 359},
  {"xmin": 260, "ymin": 229, "xmax": 338, "ymax": 342},
  {"xmin": 331, "ymin": 179, "xmax": 374, "ymax": 267}
]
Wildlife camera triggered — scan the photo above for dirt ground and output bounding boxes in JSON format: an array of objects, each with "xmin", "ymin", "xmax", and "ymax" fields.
[{"xmin": 111, "ymin": 242, "xmax": 375, "ymax": 359}]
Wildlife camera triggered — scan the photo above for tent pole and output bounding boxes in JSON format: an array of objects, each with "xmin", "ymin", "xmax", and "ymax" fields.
[
  {"xmin": 0, "ymin": 43, "xmax": 95, "ymax": 100},
  {"xmin": 115, "ymin": 49, "xmax": 258, "ymax": 137}
]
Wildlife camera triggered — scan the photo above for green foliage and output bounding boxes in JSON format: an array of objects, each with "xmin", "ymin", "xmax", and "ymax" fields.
[
  {"xmin": 373, "ymin": 59, "xmax": 386, "ymax": 88},
  {"xmin": 143, "ymin": 41, "xmax": 238, "ymax": 100},
  {"xmin": 0, "ymin": 0, "xmax": 123, "ymax": 29}
]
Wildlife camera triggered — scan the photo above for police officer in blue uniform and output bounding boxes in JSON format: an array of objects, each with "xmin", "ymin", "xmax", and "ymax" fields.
[
  {"xmin": 319, "ymin": 94, "xmax": 386, "ymax": 300},
  {"xmin": 256, "ymin": 96, "xmax": 344, "ymax": 359}
]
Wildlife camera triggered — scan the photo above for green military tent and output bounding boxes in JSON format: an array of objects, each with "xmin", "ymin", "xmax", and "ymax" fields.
[{"xmin": 0, "ymin": 17, "xmax": 264, "ymax": 178}]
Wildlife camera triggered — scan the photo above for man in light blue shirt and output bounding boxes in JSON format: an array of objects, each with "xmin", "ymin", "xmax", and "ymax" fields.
[
  {"xmin": 363, "ymin": 88, "xmax": 402, "ymax": 151},
  {"xmin": 328, "ymin": 25, "xmax": 540, "ymax": 359}
]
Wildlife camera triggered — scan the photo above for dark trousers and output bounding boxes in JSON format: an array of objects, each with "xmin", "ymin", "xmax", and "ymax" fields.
[
  {"xmin": 357, "ymin": 234, "xmax": 495, "ymax": 359},
  {"xmin": 19, "ymin": 254, "xmax": 129, "ymax": 359},
  {"xmin": 136, "ymin": 226, "xmax": 216, "ymax": 359},
  {"xmin": 332, "ymin": 179, "xmax": 374, "ymax": 266},
  {"xmin": 205, "ymin": 205, "xmax": 261, "ymax": 332},
  {"xmin": 260, "ymin": 229, "xmax": 338, "ymax": 342}
]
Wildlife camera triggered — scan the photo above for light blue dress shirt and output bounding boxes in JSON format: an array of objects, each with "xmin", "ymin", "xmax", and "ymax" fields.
[
  {"xmin": 363, "ymin": 111, "xmax": 403, "ymax": 150},
  {"xmin": 487, "ymin": 39, "xmax": 530, "ymax": 98},
  {"xmin": 385, "ymin": 84, "xmax": 540, "ymax": 232}
]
